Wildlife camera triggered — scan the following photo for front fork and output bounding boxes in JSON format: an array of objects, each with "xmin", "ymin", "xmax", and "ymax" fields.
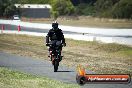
[
  {"xmin": 50, "ymin": 55, "xmax": 61, "ymax": 66},
  {"xmin": 49, "ymin": 51, "xmax": 62, "ymax": 61}
]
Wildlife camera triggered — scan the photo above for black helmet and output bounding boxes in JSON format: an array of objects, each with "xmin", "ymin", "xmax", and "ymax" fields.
[{"xmin": 52, "ymin": 21, "xmax": 58, "ymax": 29}]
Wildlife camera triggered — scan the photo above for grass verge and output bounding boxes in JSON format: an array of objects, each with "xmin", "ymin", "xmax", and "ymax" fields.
[
  {"xmin": 0, "ymin": 34, "xmax": 132, "ymax": 75},
  {"xmin": 0, "ymin": 67, "xmax": 79, "ymax": 88},
  {"xmin": 22, "ymin": 17, "xmax": 132, "ymax": 28}
]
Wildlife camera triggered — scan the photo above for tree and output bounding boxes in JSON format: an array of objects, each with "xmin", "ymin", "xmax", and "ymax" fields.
[
  {"xmin": 75, "ymin": 3, "xmax": 95, "ymax": 16},
  {"xmin": 70, "ymin": 0, "xmax": 80, "ymax": 6},
  {"xmin": 4, "ymin": 5, "xmax": 17, "ymax": 17},
  {"xmin": 0, "ymin": 1, "xmax": 3, "ymax": 16},
  {"xmin": 18, "ymin": 0, "xmax": 51, "ymax": 4},
  {"xmin": 51, "ymin": 0, "xmax": 75, "ymax": 19},
  {"xmin": 0, "ymin": 0, "xmax": 18, "ymax": 17},
  {"xmin": 94, "ymin": 0, "xmax": 121, "ymax": 17},
  {"xmin": 70, "ymin": 0, "xmax": 97, "ymax": 6},
  {"xmin": 95, "ymin": 0, "xmax": 113, "ymax": 12},
  {"xmin": 112, "ymin": 0, "xmax": 132, "ymax": 19}
]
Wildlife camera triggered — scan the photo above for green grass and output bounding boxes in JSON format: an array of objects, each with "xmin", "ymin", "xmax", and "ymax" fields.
[
  {"xmin": 0, "ymin": 67, "xmax": 79, "ymax": 88},
  {"xmin": 0, "ymin": 34, "xmax": 132, "ymax": 75},
  {"xmin": 118, "ymin": 48, "xmax": 132, "ymax": 56}
]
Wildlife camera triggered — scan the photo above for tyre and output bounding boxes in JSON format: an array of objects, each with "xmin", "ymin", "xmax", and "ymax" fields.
[
  {"xmin": 76, "ymin": 75, "xmax": 86, "ymax": 85},
  {"xmin": 54, "ymin": 60, "xmax": 59, "ymax": 72}
]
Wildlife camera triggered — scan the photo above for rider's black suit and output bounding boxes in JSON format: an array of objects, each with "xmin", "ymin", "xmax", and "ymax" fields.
[{"xmin": 46, "ymin": 28, "xmax": 65, "ymax": 52}]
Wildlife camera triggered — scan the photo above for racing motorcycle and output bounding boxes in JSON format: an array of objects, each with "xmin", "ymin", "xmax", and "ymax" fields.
[{"xmin": 48, "ymin": 43, "xmax": 63, "ymax": 72}]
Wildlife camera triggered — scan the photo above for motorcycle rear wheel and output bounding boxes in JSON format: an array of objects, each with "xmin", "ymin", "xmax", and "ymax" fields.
[{"xmin": 54, "ymin": 60, "xmax": 59, "ymax": 72}]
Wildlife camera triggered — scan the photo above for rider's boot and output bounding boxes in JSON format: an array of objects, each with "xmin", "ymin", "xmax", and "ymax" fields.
[
  {"xmin": 59, "ymin": 56, "xmax": 62, "ymax": 62},
  {"xmin": 48, "ymin": 51, "xmax": 52, "ymax": 61},
  {"xmin": 59, "ymin": 51, "xmax": 63, "ymax": 62}
]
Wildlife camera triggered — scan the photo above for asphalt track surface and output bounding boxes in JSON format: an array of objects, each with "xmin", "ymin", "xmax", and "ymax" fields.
[
  {"xmin": 1, "ymin": 24, "xmax": 132, "ymax": 38},
  {"xmin": 0, "ymin": 52, "xmax": 131, "ymax": 88},
  {"xmin": 0, "ymin": 24, "xmax": 132, "ymax": 38},
  {"xmin": 1, "ymin": 24, "xmax": 81, "ymax": 34}
]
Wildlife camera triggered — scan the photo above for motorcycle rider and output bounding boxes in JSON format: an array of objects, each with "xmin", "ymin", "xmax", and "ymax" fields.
[{"xmin": 46, "ymin": 21, "xmax": 66, "ymax": 61}]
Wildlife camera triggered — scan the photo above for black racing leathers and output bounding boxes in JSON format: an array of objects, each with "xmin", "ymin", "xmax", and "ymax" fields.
[{"xmin": 46, "ymin": 28, "xmax": 65, "ymax": 44}]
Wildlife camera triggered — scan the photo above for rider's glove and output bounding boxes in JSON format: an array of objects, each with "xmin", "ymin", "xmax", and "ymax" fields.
[
  {"xmin": 63, "ymin": 43, "xmax": 66, "ymax": 47},
  {"xmin": 46, "ymin": 43, "xmax": 49, "ymax": 46}
]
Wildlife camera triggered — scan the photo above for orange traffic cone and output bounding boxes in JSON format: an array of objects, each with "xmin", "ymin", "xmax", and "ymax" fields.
[
  {"xmin": 18, "ymin": 25, "xmax": 21, "ymax": 32},
  {"xmin": 77, "ymin": 64, "xmax": 86, "ymax": 76},
  {"xmin": 2, "ymin": 25, "xmax": 5, "ymax": 30},
  {"xmin": 1, "ymin": 24, "xmax": 5, "ymax": 33}
]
